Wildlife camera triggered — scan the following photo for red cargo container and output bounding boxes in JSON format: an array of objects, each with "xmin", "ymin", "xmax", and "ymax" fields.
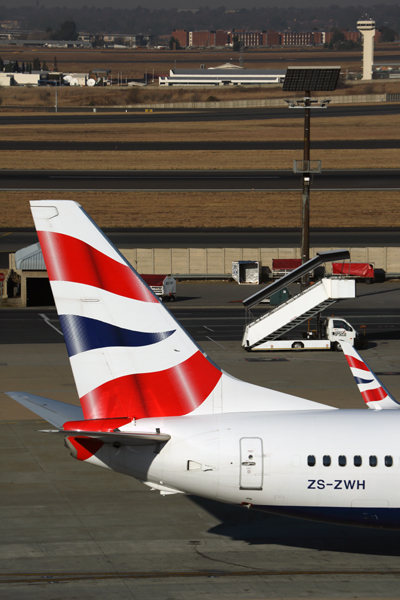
[
  {"xmin": 272, "ymin": 259, "xmax": 301, "ymax": 277},
  {"xmin": 332, "ymin": 262, "xmax": 374, "ymax": 283}
]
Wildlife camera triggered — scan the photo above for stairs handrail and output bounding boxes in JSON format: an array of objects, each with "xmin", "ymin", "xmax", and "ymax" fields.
[{"xmin": 242, "ymin": 249, "xmax": 350, "ymax": 310}]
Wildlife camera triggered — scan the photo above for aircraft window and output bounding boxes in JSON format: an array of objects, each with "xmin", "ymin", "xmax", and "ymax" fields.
[
  {"xmin": 338, "ymin": 455, "xmax": 346, "ymax": 467},
  {"xmin": 323, "ymin": 455, "xmax": 331, "ymax": 467},
  {"xmin": 369, "ymin": 455, "xmax": 378, "ymax": 467},
  {"xmin": 354, "ymin": 455, "xmax": 362, "ymax": 467},
  {"xmin": 307, "ymin": 455, "xmax": 316, "ymax": 467},
  {"xmin": 385, "ymin": 455, "xmax": 393, "ymax": 467}
]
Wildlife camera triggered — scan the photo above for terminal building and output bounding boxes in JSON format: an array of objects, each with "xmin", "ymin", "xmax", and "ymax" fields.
[{"xmin": 159, "ymin": 64, "xmax": 285, "ymax": 87}]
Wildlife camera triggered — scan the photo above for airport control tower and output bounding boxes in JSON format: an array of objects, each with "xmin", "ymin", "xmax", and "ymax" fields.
[{"xmin": 357, "ymin": 16, "xmax": 376, "ymax": 80}]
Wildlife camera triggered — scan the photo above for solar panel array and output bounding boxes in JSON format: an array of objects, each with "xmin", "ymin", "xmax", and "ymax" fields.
[{"xmin": 283, "ymin": 67, "xmax": 341, "ymax": 92}]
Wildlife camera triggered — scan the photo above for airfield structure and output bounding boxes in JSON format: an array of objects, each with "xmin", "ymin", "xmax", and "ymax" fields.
[
  {"xmin": 357, "ymin": 17, "xmax": 376, "ymax": 80},
  {"xmin": 283, "ymin": 66, "xmax": 341, "ymax": 289}
]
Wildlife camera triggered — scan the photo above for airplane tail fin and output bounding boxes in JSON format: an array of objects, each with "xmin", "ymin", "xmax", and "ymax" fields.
[
  {"xmin": 31, "ymin": 200, "xmax": 221, "ymax": 421},
  {"xmin": 341, "ymin": 342, "xmax": 400, "ymax": 410}
]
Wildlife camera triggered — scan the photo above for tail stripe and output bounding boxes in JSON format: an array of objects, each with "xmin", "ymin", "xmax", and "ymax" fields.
[
  {"xmin": 354, "ymin": 377, "xmax": 374, "ymax": 385},
  {"xmin": 32, "ymin": 201, "xmax": 126, "ymax": 265},
  {"xmin": 51, "ymin": 282, "xmax": 176, "ymax": 334},
  {"xmin": 69, "ymin": 341, "xmax": 199, "ymax": 399},
  {"xmin": 361, "ymin": 387, "xmax": 387, "ymax": 403},
  {"xmin": 59, "ymin": 314, "xmax": 175, "ymax": 358},
  {"xmin": 344, "ymin": 355, "xmax": 369, "ymax": 372},
  {"xmin": 38, "ymin": 231, "xmax": 157, "ymax": 303},
  {"xmin": 79, "ymin": 350, "xmax": 222, "ymax": 420}
]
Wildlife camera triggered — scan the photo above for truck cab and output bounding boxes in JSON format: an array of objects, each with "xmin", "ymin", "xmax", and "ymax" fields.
[{"xmin": 325, "ymin": 317, "xmax": 357, "ymax": 350}]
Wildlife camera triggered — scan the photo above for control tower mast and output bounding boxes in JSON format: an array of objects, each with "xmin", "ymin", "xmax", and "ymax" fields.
[{"xmin": 357, "ymin": 16, "xmax": 376, "ymax": 80}]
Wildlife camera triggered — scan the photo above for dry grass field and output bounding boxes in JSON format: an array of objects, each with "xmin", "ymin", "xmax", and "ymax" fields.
[
  {"xmin": 0, "ymin": 45, "xmax": 399, "ymax": 229},
  {"xmin": 4, "ymin": 114, "xmax": 400, "ymax": 142},
  {"xmin": 1, "ymin": 190, "xmax": 398, "ymax": 229},
  {"xmin": 2, "ymin": 114, "xmax": 400, "ymax": 171},
  {"xmin": 2, "ymin": 149, "xmax": 399, "ymax": 171},
  {"xmin": 1, "ymin": 79, "xmax": 400, "ymax": 109}
]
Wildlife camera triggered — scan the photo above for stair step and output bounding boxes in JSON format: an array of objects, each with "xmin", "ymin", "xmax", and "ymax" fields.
[{"xmin": 254, "ymin": 299, "xmax": 336, "ymax": 345}]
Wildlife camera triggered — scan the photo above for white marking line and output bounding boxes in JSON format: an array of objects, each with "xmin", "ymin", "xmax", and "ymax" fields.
[
  {"xmin": 206, "ymin": 336, "xmax": 226, "ymax": 349},
  {"xmin": 204, "ymin": 326, "xmax": 214, "ymax": 332},
  {"xmin": 39, "ymin": 313, "xmax": 64, "ymax": 336}
]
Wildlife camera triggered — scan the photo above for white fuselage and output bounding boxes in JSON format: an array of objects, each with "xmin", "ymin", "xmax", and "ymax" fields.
[{"xmin": 89, "ymin": 409, "xmax": 400, "ymax": 528}]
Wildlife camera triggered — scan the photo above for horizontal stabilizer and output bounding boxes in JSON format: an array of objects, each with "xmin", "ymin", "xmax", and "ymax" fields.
[
  {"xmin": 57, "ymin": 429, "xmax": 171, "ymax": 446},
  {"xmin": 5, "ymin": 392, "xmax": 84, "ymax": 428}
]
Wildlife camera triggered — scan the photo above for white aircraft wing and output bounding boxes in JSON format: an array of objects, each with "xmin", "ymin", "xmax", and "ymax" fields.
[{"xmin": 5, "ymin": 392, "xmax": 84, "ymax": 427}]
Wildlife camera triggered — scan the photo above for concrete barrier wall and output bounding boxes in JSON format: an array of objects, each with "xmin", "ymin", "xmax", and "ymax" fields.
[
  {"xmin": 120, "ymin": 246, "xmax": 400, "ymax": 276},
  {"xmin": 9, "ymin": 245, "xmax": 399, "ymax": 307},
  {"xmin": 130, "ymin": 93, "xmax": 387, "ymax": 111}
]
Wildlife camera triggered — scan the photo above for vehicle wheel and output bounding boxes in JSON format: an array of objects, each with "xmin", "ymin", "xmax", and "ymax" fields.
[
  {"xmin": 365, "ymin": 278, "xmax": 373, "ymax": 285},
  {"xmin": 292, "ymin": 342, "xmax": 304, "ymax": 350},
  {"xmin": 335, "ymin": 341, "xmax": 342, "ymax": 351}
]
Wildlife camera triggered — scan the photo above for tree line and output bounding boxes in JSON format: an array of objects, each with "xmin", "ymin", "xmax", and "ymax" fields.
[{"xmin": 1, "ymin": 57, "xmax": 56, "ymax": 72}]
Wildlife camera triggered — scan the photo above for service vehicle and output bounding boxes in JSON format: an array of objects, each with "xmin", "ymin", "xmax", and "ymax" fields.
[{"xmin": 251, "ymin": 316, "xmax": 360, "ymax": 351}]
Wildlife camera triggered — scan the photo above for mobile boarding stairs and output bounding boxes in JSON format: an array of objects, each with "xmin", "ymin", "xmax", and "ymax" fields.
[{"xmin": 242, "ymin": 250, "xmax": 356, "ymax": 351}]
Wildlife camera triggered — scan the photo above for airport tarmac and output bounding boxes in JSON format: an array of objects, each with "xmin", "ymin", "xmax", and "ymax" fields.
[
  {"xmin": 3, "ymin": 168, "xmax": 400, "ymax": 192},
  {"xmin": 1, "ymin": 282, "xmax": 400, "ymax": 599},
  {"xmin": 2, "ymin": 103, "xmax": 400, "ymax": 125}
]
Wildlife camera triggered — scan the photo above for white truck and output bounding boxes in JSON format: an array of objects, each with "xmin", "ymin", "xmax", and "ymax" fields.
[{"xmin": 250, "ymin": 316, "xmax": 360, "ymax": 352}]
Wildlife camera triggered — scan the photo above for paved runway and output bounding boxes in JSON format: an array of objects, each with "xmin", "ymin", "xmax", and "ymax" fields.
[
  {"xmin": 3, "ymin": 139, "xmax": 400, "ymax": 151},
  {"xmin": 1, "ymin": 282, "xmax": 400, "ymax": 598},
  {"xmin": 1, "ymin": 169, "xmax": 399, "ymax": 191},
  {"xmin": 38, "ymin": 52, "xmax": 400, "ymax": 67},
  {"xmin": 0, "ymin": 229, "xmax": 399, "ymax": 257},
  {"xmin": 1, "ymin": 103, "xmax": 399, "ymax": 124}
]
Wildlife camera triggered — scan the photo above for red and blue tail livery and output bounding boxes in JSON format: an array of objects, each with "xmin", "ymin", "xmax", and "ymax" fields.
[
  {"xmin": 31, "ymin": 200, "xmax": 222, "ymax": 420},
  {"xmin": 341, "ymin": 342, "xmax": 400, "ymax": 410},
  {"xmin": 31, "ymin": 200, "xmax": 321, "ymax": 420}
]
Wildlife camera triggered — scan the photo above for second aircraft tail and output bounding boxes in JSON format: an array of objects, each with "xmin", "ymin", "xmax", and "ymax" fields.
[{"xmin": 341, "ymin": 342, "xmax": 400, "ymax": 410}]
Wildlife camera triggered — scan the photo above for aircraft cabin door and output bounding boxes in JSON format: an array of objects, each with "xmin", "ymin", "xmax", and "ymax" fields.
[{"xmin": 240, "ymin": 437, "xmax": 263, "ymax": 490}]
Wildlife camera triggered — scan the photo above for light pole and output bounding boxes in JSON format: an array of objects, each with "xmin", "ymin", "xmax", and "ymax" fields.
[
  {"xmin": 283, "ymin": 66, "xmax": 341, "ymax": 289},
  {"xmin": 302, "ymin": 91, "xmax": 311, "ymax": 273},
  {"xmin": 54, "ymin": 80, "xmax": 57, "ymax": 113}
]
